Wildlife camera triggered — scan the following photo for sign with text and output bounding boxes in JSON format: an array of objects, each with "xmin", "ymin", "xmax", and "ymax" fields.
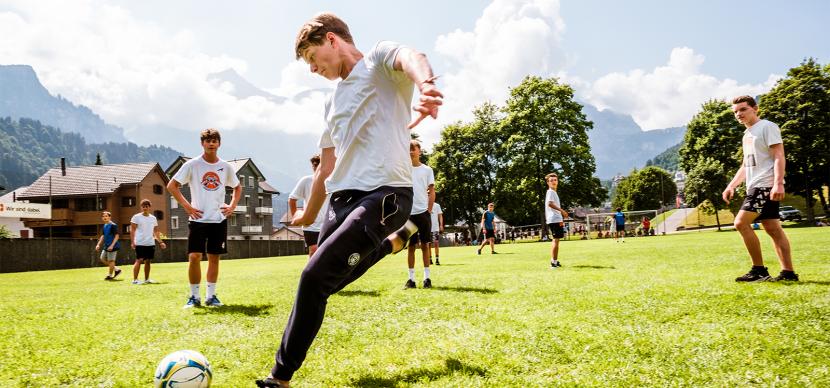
[{"xmin": 0, "ymin": 202, "xmax": 52, "ymax": 219}]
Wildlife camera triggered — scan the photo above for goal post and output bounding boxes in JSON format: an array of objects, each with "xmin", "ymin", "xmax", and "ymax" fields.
[{"xmin": 584, "ymin": 209, "xmax": 659, "ymax": 238}]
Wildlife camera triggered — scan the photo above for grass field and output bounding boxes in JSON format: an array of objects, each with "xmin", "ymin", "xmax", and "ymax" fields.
[
  {"xmin": 2, "ymin": 227, "xmax": 830, "ymax": 387},
  {"xmin": 679, "ymin": 208, "xmax": 736, "ymax": 229}
]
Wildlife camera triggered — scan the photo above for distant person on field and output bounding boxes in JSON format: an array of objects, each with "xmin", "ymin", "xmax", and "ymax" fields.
[
  {"xmin": 642, "ymin": 216, "xmax": 651, "ymax": 236},
  {"xmin": 430, "ymin": 201, "xmax": 444, "ymax": 265},
  {"xmin": 545, "ymin": 173, "xmax": 567, "ymax": 268},
  {"xmin": 477, "ymin": 202, "xmax": 497, "ymax": 255},
  {"xmin": 614, "ymin": 208, "xmax": 626, "ymax": 242},
  {"xmin": 168, "ymin": 128, "xmax": 242, "ymax": 307},
  {"xmin": 289, "ymin": 154, "xmax": 329, "ymax": 258},
  {"xmin": 95, "ymin": 211, "xmax": 122, "ymax": 280},
  {"xmin": 723, "ymin": 95, "xmax": 798, "ymax": 282},
  {"xmin": 404, "ymin": 140, "xmax": 435, "ymax": 289},
  {"xmin": 130, "ymin": 199, "xmax": 166, "ymax": 284}
]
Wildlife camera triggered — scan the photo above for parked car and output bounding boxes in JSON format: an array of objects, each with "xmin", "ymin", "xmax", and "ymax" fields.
[{"xmin": 779, "ymin": 205, "xmax": 802, "ymax": 221}]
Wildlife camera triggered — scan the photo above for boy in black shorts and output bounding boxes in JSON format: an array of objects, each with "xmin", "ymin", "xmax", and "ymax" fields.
[
  {"xmin": 167, "ymin": 128, "xmax": 242, "ymax": 307},
  {"xmin": 404, "ymin": 140, "xmax": 435, "ymax": 289},
  {"xmin": 544, "ymin": 173, "xmax": 567, "ymax": 268},
  {"xmin": 723, "ymin": 95, "xmax": 797, "ymax": 282}
]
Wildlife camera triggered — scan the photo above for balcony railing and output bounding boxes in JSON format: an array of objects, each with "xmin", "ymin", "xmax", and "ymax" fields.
[
  {"xmin": 233, "ymin": 206, "xmax": 247, "ymax": 214},
  {"xmin": 241, "ymin": 225, "xmax": 263, "ymax": 234},
  {"xmin": 255, "ymin": 207, "xmax": 273, "ymax": 215}
]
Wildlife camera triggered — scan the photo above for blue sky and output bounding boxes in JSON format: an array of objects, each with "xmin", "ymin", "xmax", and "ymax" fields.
[{"xmin": 1, "ymin": 0, "xmax": 828, "ymax": 145}]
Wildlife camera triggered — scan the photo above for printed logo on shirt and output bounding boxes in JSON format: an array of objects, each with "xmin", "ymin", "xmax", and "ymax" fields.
[
  {"xmin": 201, "ymin": 171, "xmax": 222, "ymax": 191},
  {"xmin": 743, "ymin": 135, "xmax": 756, "ymax": 168}
]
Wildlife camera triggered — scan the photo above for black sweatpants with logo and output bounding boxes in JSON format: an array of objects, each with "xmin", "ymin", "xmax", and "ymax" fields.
[{"xmin": 271, "ymin": 186, "xmax": 413, "ymax": 381}]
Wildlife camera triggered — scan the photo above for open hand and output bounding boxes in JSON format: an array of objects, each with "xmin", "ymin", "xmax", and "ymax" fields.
[{"xmin": 408, "ymin": 82, "xmax": 443, "ymax": 129}]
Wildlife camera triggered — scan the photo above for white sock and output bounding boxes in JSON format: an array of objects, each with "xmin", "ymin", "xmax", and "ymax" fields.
[
  {"xmin": 408, "ymin": 269, "xmax": 415, "ymax": 281},
  {"xmin": 206, "ymin": 282, "xmax": 216, "ymax": 299},
  {"xmin": 424, "ymin": 267, "xmax": 431, "ymax": 279},
  {"xmin": 190, "ymin": 284, "xmax": 200, "ymax": 299}
]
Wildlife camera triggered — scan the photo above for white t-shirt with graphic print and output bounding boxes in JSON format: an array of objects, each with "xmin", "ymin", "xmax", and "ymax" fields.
[
  {"xmin": 410, "ymin": 164, "xmax": 435, "ymax": 214},
  {"xmin": 130, "ymin": 213, "xmax": 158, "ymax": 247},
  {"xmin": 289, "ymin": 174, "xmax": 330, "ymax": 233},
  {"xmin": 172, "ymin": 156, "xmax": 241, "ymax": 223},
  {"xmin": 318, "ymin": 41, "xmax": 415, "ymax": 193},
  {"xmin": 742, "ymin": 119, "xmax": 783, "ymax": 190}
]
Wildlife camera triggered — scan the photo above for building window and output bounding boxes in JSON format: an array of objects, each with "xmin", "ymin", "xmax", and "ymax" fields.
[
  {"xmin": 248, "ymin": 176, "xmax": 255, "ymax": 188},
  {"xmin": 230, "ymin": 214, "xmax": 237, "ymax": 226},
  {"xmin": 75, "ymin": 197, "xmax": 97, "ymax": 212},
  {"xmin": 154, "ymin": 210, "xmax": 164, "ymax": 221},
  {"xmin": 153, "ymin": 184, "xmax": 163, "ymax": 195},
  {"xmin": 80, "ymin": 225, "xmax": 98, "ymax": 236},
  {"xmin": 244, "ymin": 195, "xmax": 250, "ymax": 206},
  {"xmin": 122, "ymin": 197, "xmax": 136, "ymax": 207},
  {"xmin": 258, "ymin": 196, "xmax": 263, "ymax": 207},
  {"xmin": 52, "ymin": 198, "xmax": 69, "ymax": 209},
  {"xmin": 238, "ymin": 175, "xmax": 245, "ymax": 186},
  {"xmin": 170, "ymin": 197, "xmax": 178, "ymax": 209},
  {"xmin": 171, "ymin": 216, "xmax": 179, "ymax": 230},
  {"xmin": 122, "ymin": 224, "xmax": 131, "ymax": 235}
]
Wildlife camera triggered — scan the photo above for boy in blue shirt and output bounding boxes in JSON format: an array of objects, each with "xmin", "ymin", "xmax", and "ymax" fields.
[
  {"xmin": 95, "ymin": 211, "xmax": 122, "ymax": 280},
  {"xmin": 614, "ymin": 208, "xmax": 626, "ymax": 242},
  {"xmin": 477, "ymin": 203, "xmax": 498, "ymax": 255}
]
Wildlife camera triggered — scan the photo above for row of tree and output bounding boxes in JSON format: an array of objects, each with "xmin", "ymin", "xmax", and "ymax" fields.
[
  {"xmin": 680, "ymin": 59, "xmax": 830, "ymax": 223},
  {"xmin": 428, "ymin": 76, "xmax": 607, "ymax": 235}
]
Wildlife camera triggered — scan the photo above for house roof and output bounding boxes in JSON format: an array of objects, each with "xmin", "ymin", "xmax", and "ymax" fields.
[
  {"xmin": 0, "ymin": 186, "xmax": 29, "ymax": 202},
  {"xmin": 272, "ymin": 225, "xmax": 303, "ymax": 237},
  {"xmin": 18, "ymin": 162, "xmax": 166, "ymax": 199}
]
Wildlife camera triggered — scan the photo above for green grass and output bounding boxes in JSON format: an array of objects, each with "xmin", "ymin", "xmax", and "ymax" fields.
[
  {"xmin": 650, "ymin": 209, "xmax": 677, "ymax": 228},
  {"xmin": 680, "ymin": 208, "xmax": 736, "ymax": 228},
  {"xmin": 2, "ymin": 228, "xmax": 830, "ymax": 387}
]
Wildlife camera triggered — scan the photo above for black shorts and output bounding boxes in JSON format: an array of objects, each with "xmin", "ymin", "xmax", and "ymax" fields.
[
  {"xmin": 741, "ymin": 187, "xmax": 780, "ymax": 220},
  {"xmin": 547, "ymin": 223, "xmax": 565, "ymax": 239},
  {"xmin": 484, "ymin": 228, "xmax": 495, "ymax": 239},
  {"xmin": 303, "ymin": 230, "xmax": 320, "ymax": 247},
  {"xmin": 616, "ymin": 223, "xmax": 625, "ymax": 232},
  {"xmin": 407, "ymin": 211, "xmax": 432, "ymax": 246},
  {"xmin": 135, "ymin": 245, "xmax": 155, "ymax": 260},
  {"xmin": 188, "ymin": 220, "xmax": 228, "ymax": 255}
]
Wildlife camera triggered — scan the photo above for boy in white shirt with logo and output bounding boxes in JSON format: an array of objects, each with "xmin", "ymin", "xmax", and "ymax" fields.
[
  {"xmin": 130, "ymin": 199, "xmax": 166, "ymax": 284},
  {"xmin": 168, "ymin": 128, "xmax": 242, "ymax": 307}
]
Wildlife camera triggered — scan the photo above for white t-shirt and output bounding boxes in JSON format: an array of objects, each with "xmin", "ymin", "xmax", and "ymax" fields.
[
  {"xmin": 318, "ymin": 41, "xmax": 415, "ymax": 193},
  {"xmin": 171, "ymin": 156, "xmax": 240, "ymax": 223},
  {"xmin": 410, "ymin": 164, "xmax": 435, "ymax": 214},
  {"xmin": 130, "ymin": 213, "xmax": 158, "ymax": 246},
  {"xmin": 545, "ymin": 189, "xmax": 563, "ymax": 223},
  {"xmin": 742, "ymin": 119, "xmax": 784, "ymax": 189},
  {"xmin": 430, "ymin": 203, "xmax": 443, "ymax": 232},
  {"xmin": 289, "ymin": 174, "xmax": 330, "ymax": 233}
]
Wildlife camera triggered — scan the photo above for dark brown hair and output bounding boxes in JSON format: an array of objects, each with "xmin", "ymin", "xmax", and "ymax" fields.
[
  {"xmin": 140, "ymin": 199, "xmax": 152, "ymax": 207},
  {"xmin": 732, "ymin": 95, "xmax": 757, "ymax": 108},
  {"xmin": 310, "ymin": 154, "xmax": 320, "ymax": 167},
  {"xmin": 200, "ymin": 128, "xmax": 221, "ymax": 143},
  {"xmin": 295, "ymin": 12, "xmax": 354, "ymax": 60}
]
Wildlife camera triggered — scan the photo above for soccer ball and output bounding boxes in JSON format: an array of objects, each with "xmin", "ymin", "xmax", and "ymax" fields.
[{"xmin": 154, "ymin": 350, "xmax": 213, "ymax": 387}]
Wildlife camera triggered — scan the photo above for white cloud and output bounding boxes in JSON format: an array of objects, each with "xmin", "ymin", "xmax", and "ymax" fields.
[
  {"xmin": 0, "ymin": 0, "xmax": 331, "ymax": 139},
  {"xmin": 417, "ymin": 0, "xmax": 567, "ymax": 147},
  {"xmin": 581, "ymin": 47, "xmax": 781, "ymax": 130}
]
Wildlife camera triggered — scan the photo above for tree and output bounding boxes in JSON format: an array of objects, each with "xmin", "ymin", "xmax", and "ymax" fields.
[
  {"xmin": 612, "ymin": 167, "xmax": 676, "ymax": 211},
  {"xmin": 95, "ymin": 153, "xmax": 103, "ymax": 165},
  {"xmin": 683, "ymin": 157, "xmax": 730, "ymax": 230},
  {"xmin": 495, "ymin": 76, "xmax": 605, "ymax": 228},
  {"xmin": 679, "ymin": 100, "xmax": 743, "ymax": 175},
  {"xmin": 759, "ymin": 58, "xmax": 830, "ymax": 221},
  {"xmin": 429, "ymin": 103, "xmax": 502, "ymax": 238},
  {"xmin": 0, "ymin": 225, "xmax": 12, "ymax": 239}
]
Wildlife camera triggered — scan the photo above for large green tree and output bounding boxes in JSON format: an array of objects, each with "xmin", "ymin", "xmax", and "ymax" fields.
[
  {"xmin": 759, "ymin": 58, "xmax": 830, "ymax": 220},
  {"xmin": 429, "ymin": 103, "xmax": 502, "ymax": 237},
  {"xmin": 495, "ymin": 76, "xmax": 605, "ymax": 228},
  {"xmin": 612, "ymin": 166, "xmax": 676, "ymax": 211},
  {"xmin": 678, "ymin": 100, "xmax": 743, "ymax": 174},
  {"xmin": 683, "ymin": 157, "xmax": 730, "ymax": 230}
]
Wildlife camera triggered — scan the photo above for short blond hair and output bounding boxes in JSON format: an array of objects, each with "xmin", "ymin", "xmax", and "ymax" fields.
[
  {"xmin": 295, "ymin": 12, "xmax": 354, "ymax": 59},
  {"xmin": 200, "ymin": 128, "xmax": 221, "ymax": 143}
]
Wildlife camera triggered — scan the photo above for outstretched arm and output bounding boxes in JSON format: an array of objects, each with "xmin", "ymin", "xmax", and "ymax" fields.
[{"xmin": 393, "ymin": 48, "xmax": 443, "ymax": 129}]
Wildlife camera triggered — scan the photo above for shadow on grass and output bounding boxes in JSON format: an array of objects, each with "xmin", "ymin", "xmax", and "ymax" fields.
[
  {"xmin": 337, "ymin": 290, "xmax": 382, "ymax": 297},
  {"xmin": 430, "ymin": 286, "xmax": 498, "ymax": 294},
  {"xmin": 433, "ymin": 263, "xmax": 465, "ymax": 266},
  {"xmin": 571, "ymin": 265, "xmax": 616, "ymax": 270},
  {"xmin": 194, "ymin": 303, "xmax": 273, "ymax": 316},
  {"xmin": 351, "ymin": 358, "xmax": 486, "ymax": 387},
  {"xmin": 769, "ymin": 280, "xmax": 830, "ymax": 286}
]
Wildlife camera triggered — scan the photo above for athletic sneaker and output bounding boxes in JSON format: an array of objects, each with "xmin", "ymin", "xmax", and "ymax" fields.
[
  {"xmin": 773, "ymin": 271, "xmax": 799, "ymax": 282},
  {"xmin": 429, "ymin": 258, "xmax": 434, "ymax": 265},
  {"xmin": 735, "ymin": 267, "xmax": 772, "ymax": 282},
  {"xmin": 113, "ymin": 268, "xmax": 122, "ymax": 279},
  {"xmin": 435, "ymin": 258, "xmax": 440, "ymax": 265},
  {"xmin": 491, "ymin": 251, "xmax": 498, "ymax": 254},
  {"xmin": 184, "ymin": 296, "xmax": 201, "ymax": 309},
  {"xmin": 131, "ymin": 279, "xmax": 142, "ymax": 285},
  {"xmin": 403, "ymin": 279, "xmax": 417, "ymax": 289},
  {"xmin": 104, "ymin": 275, "xmax": 113, "ymax": 280},
  {"xmin": 205, "ymin": 295, "xmax": 223, "ymax": 307},
  {"xmin": 255, "ymin": 377, "xmax": 286, "ymax": 387},
  {"xmin": 554, "ymin": 261, "xmax": 562, "ymax": 267},
  {"xmin": 144, "ymin": 279, "xmax": 156, "ymax": 284},
  {"xmin": 423, "ymin": 278, "xmax": 432, "ymax": 288},
  {"xmin": 477, "ymin": 248, "xmax": 481, "ymax": 255}
]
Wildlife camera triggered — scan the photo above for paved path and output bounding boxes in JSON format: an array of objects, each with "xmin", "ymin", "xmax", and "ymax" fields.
[{"xmin": 659, "ymin": 208, "xmax": 692, "ymax": 234}]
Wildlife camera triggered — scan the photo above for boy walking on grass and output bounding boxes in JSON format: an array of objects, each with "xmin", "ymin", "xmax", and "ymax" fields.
[
  {"xmin": 477, "ymin": 203, "xmax": 497, "ymax": 255},
  {"xmin": 545, "ymin": 173, "xmax": 568, "ymax": 268},
  {"xmin": 168, "ymin": 128, "xmax": 242, "ymax": 307},
  {"xmin": 256, "ymin": 12, "xmax": 442, "ymax": 387},
  {"xmin": 130, "ymin": 199, "xmax": 166, "ymax": 284},
  {"xmin": 404, "ymin": 140, "xmax": 435, "ymax": 289},
  {"xmin": 95, "ymin": 211, "xmax": 122, "ymax": 280},
  {"xmin": 723, "ymin": 95, "xmax": 798, "ymax": 282}
]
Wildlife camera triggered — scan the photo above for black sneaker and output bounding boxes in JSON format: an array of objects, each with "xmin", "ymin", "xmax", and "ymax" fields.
[
  {"xmin": 555, "ymin": 261, "xmax": 562, "ymax": 267},
  {"xmin": 550, "ymin": 261, "xmax": 556, "ymax": 269},
  {"xmin": 423, "ymin": 278, "xmax": 432, "ymax": 288},
  {"xmin": 113, "ymin": 268, "xmax": 122, "ymax": 279},
  {"xmin": 735, "ymin": 267, "xmax": 772, "ymax": 282},
  {"xmin": 429, "ymin": 258, "xmax": 434, "ymax": 265},
  {"xmin": 491, "ymin": 251, "xmax": 498, "ymax": 254},
  {"xmin": 435, "ymin": 258, "xmax": 440, "ymax": 265},
  {"xmin": 477, "ymin": 248, "xmax": 481, "ymax": 255},
  {"xmin": 104, "ymin": 275, "xmax": 113, "ymax": 280},
  {"xmin": 255, "ymin": 377, "xmax": 286, "ymax": 387},
  {"xmin": 404, "ymin": 279, "xmax": 417, "ymax": 289},
  {"xmin": 773, "ymin": 271, "xmax": 799, "ymax": 282}
]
